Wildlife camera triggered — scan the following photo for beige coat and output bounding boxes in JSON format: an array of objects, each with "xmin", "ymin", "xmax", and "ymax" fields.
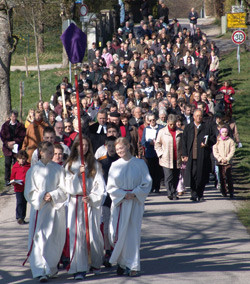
[
  {"xmin": 155, "ymin": 126, "xmax": 183, "ymax": 169},
  {"xmin": 213, "ymin": 137, "xmax": 235, "ymax": 165}
]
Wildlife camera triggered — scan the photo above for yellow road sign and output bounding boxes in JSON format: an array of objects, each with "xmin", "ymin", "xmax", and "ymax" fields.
[{"xmin": 227, "ymin": 13, "xmax": 247, "ymax": 29}]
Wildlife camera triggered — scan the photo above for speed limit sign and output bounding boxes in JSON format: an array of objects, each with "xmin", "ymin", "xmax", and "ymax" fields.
[{"xmin": 232, "ymin": 30, "xmax": 246, "ymax": 45}]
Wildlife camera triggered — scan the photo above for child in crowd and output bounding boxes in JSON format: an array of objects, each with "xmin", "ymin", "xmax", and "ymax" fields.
[
  {"xmin": 10, "ymin": 150, "xmax": 30, "ymax": 224},
  {"xmin": 52, "ymin": 143, "xmax": 64, "ymax": 165},
  {"xmin": 212, "ymin": 127, "xmax": 235, "ymax": 198},
  {"xmin": 24, "ymin": 141, "xmax": 67, "ymax": 282},
  {"xmin": 98, "ymin": 136, "xmax": 119, "ymax": 267},
  {"xmin": 52, "ymin": 143, "xmax": 70, "ymax": 269}
]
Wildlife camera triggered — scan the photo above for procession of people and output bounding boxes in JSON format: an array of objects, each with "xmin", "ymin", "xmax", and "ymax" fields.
[{"xmin": 0, "ymin": 1, "xmax": 242, "ymax": 282}]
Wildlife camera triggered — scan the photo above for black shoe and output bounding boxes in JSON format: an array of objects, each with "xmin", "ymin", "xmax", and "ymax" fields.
[
  {"xmin": 198, "ymin": 196, "xmax": 204, "ymax": 202},
  {"xmin": 17, "ymin": 218, "xmax": 24, "ymax": 225},
  {"xmin": 230, "ymin": 194, "xmax": 234, "ymax": 199},
  {"xmin": 222, "ymin": 192, "xmax": 227, "ymax": 197},
  {"xmin": 103, "ymin": 253, "xmax": 112, "ymax": 268},
  {"xmin": 214, "ymin": 179, "xmax": 218, "ymax": 188},
  {"xmin": 5, "ymin": 180, "xmax": 10, "ymax": 186},
  {"xmin": 190, "ymin": 196, "xmax": 197, "ymax": 202},
  {"xmin": 173, "ymin": 196, "xmax": 179, "ymax": 200},
  {"xmin": 168, "ymin": 196, "xmax": 173, "ymax": 200},
  {"xmin": 39, "ymin": 275, "xmax": 48, "ymax": 283},
  {"xmin": 117, "ymin": 265, "xmax": 125, "ymax": 276}
]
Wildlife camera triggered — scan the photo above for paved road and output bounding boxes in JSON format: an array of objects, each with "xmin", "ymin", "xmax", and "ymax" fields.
[{"xmin": 1, "ymin": 184, "xmax": 250, "ymax": 283}]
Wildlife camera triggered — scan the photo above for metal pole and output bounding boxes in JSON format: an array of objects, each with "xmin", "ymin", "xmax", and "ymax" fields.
[
  {"xmin": 237, "ymin": 45, "xmax": 240, "ymax": 73},
  {"xmin": 68, "ymin": 19, "xmax": 72, "ymax": 83},
  {"xmin": 19, "ymin": 82, "xmax": 23, "ymax": 123}
]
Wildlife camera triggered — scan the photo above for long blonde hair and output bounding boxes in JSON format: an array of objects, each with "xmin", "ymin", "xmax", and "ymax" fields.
[{"xmin": 26, "ymin": 108, "xmax": 35, "ymax": 122}]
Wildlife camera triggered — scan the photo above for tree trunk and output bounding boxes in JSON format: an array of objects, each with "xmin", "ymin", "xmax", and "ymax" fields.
[
  {"xmin": 37, "ymin": 0, "xmax": 44, "ymax": 54},
  {"xmin": 32, "ymin": 7, "xmax": 42, "ymax": 100},
  {"xmin": 37, "ymin": 22, "xmax": 44, "ymax": 54},
  {"xmin": 0, "ymin": 2, "xmax": 14, "ymax": 128}
]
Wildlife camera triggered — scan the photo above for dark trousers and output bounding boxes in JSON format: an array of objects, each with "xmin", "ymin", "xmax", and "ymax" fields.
[
  {"xmin": 16, "ymin": 192, "xmax": 27, "ymax": 220},
  {"xmin": 191, "ymin": 159, "xmax": 205, "ymax": 198},
  {"xmin": 218, "ymin": 164, "xmax": 234, "ymax": 194},
  {"xmin": 146, "ymin": 156, "xmax": 162, "ymax": 192},
  {"xmin": 163, "ymin": 162, "xmax": 180, "ymax": 197},
  {"xmin": 5, "ymin": 155, "xmax": 16, "ymax": 182}
]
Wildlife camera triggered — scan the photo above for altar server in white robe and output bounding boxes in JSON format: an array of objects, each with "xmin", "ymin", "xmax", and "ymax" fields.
[
  {"xmin": 24, "ymin": 141, "xmax": 67, "ymax": 282},
  {"xmin": 107, "ymin": 137, "xmax": 152, "ymax": 277},
  {"xmin": 64, "ymin": 136, "xmax": 105, "ymax": 280}
]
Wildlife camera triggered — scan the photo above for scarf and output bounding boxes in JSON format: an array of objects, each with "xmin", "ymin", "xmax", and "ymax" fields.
[{"xmin": 220, "ymin": 128, "xmax": 229, "ymax": 140}]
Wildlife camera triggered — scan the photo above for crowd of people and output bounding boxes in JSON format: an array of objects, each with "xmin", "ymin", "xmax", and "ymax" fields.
[{"xmin": 0, "ymin": 1, "xmax": 242, "ymax": 282}]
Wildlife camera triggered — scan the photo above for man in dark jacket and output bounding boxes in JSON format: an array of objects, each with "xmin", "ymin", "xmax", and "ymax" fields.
[
  {"xmin": 89, "ymin": 109, "xmax": 107, "ymax": 153},
  {"xmin": 0, "ymin": 110, "xmax": 26, "ymax": 186},
  {"xmin": 158, "ymin": 1, "xmax": 169, "ymax": 24},
  {"xmin": 182, "ymin": 109, "xmax": 216, "ymax": 201}
]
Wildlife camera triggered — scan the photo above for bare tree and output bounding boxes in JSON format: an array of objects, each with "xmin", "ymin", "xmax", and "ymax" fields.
[{"xmin": 0, "ymin": 0, "xmax": 18, "ymax": 127}]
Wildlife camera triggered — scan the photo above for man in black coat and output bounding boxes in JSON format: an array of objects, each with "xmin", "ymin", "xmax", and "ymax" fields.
[
  {"xmin": 129, "ymin": 107, "xmax": 144, "ymax": 128},
  {"xmin": 0, "ymin": 110, "xmax": 26, "ymax": 185},
  {"xmin": 89, "ymin": 109, "xmax": 107, "ymax": 153},
  {"xmin": 182, "ymin": 109, "xmax": 216, "ymax": 201},
  {"xmin": 158, "ymin": 1, "xmax": 169, "ymax": 24}
]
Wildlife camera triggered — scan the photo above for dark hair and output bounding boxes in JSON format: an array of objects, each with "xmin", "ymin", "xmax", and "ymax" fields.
[
  {"xmin": 54, "ymin": 143, "xmax": 64, "ymax": 152},
  {"xmin": 10, "ymin": 110, "xmax": 18, "ymax": 117},
  {"xmin": 38, "ymin": 141, "xmax": 53, "ymax": 160},
  {"xmin": 105, "ymin": 135, "xmax": 117, "ymax": 145},
  {"xmin": 43, "ymin": 126, "xmax": 56, "ymax": 136},
  {"xmin": 65, "ymin": 135, "xmax": 96, "ymax": 178},
  {"xmin": 17, "ymin": 150, "xmax": 28, "ymax": 160},
  {"xmin": 107, "ymin": 122, "xmax": 119, "ymax": 132}
]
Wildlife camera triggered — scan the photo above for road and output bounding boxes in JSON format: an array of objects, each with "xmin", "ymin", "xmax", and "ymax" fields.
[{"xmin": 1, "ymin": 184, "xmax": 250, "ymax": 283}]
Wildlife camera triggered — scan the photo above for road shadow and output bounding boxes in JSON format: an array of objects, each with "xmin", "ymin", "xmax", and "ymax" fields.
[{"xmin": 140, "ymin": 209, "xmax": 250, "ymax": 276}]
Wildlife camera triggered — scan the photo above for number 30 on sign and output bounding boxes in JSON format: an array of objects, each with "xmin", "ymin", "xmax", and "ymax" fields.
[{"xmin": 232, "ymin": 30, "xmax": 246, "ymax": 45}]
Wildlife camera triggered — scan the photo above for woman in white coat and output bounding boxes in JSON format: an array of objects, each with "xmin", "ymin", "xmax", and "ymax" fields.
[
  {"xmin": 107, "ymin": 137, "xmax": 152, "ymax": 277},
  {"xmin": 64, "ymin": 136, "xmax": 105, "ymax": 280}
]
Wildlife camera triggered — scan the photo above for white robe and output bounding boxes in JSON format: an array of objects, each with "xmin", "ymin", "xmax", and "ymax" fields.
[
  {"xmin": 107, "ymin": 157, "xmax": 152, "ymax": 271},
  {"xmin": 65, "ymin": 159, "xmax": 105, "ymax": 274},
  {"xmin": 24, "ymin": 161, "xmax": 67, "ymax": 278}
]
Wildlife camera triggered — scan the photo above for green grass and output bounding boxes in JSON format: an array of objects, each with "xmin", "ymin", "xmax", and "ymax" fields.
[
  {"xmin": 219, "ymin": 50, "xmax": 250, "ymax": 186},
  {"xmin": 219, "ymin": 50, "xmax": 250, "ymax": 230},
  {"xmin": 216, "ymin": 31, "xmax": 233, "ymax": 39},
  {"xmin": 0, "ymin": 68, "xmax": 69, "ymax": 191},
  {"xmin": 10, "ymin": 69, "xmax": 69, "ymax": 117},
  {"xmin": 12, "ymin": 26, "xmax": 63, "ymax": 65}
]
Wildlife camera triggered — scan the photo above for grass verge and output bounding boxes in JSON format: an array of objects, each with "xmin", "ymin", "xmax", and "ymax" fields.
[{"xmin": 219, "ymin": 50, "xmax": 250, "ymax": 230}]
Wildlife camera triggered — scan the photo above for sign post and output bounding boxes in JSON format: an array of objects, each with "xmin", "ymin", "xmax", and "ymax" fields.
[
  {"xmin": 80, "ymin": 4, "xmax": 88, "ymax": 32},
  {"xmin": 231, "ymin": 30, "xmax": 246, "ymax": 73}
]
